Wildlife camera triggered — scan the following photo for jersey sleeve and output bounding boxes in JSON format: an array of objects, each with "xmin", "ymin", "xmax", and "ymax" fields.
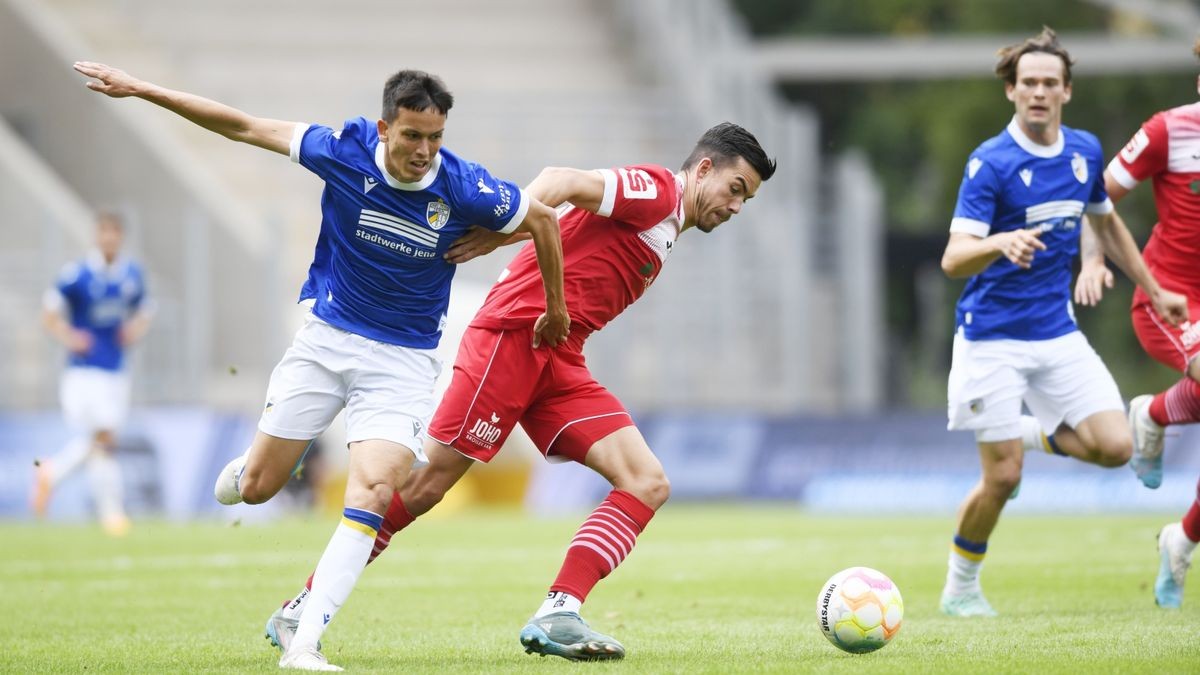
[
  {"xmin": 291, "ymin": 119, "xmax": 366, "ymax": 181},
  {"xmin": 593, "ymin": 164, "xmax": 676, "ymax": 230},
  {"xmin": 1107, "ymin": 113, "xmax": 1168, "ymax": 190},
  {"xmin": 949, "ymin": 154, "xmax": 999, "ymax": 238},
  {"xmin": 48, "ymin": 261, "xmax": 82, "ymax": 310},
  {"xmin": 125, "ymin": 264, "xmax": 149, "ymax": 313},
  {"xmin": 456, "ymin": 164, "xmax": 528, "ymax": 235}
]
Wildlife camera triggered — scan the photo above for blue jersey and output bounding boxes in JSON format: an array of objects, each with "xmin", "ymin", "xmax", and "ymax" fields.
[
  {"xmin": 49, "ymin": 253, "xmax": 147, "ymax": 371},
  {"xmin": 291, "ymin": 117, "xmax": 528, "ymax": 349},
  {"xmin": 950, "ymin": 118, "xmax": 1113, "ymax": 341}
]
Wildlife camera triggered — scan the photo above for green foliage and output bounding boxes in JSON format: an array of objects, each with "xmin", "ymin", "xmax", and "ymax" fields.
[
  {"xmin": 735, "ymin": 0, "xmax": 1113, "ymax": 36},
  {"xmin": 1, "ymin": 508, "xmax": 1198, "ymax": 673}
]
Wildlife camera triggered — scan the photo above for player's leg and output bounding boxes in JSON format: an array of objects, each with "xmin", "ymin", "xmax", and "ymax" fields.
[
  {"xmin": 941, "ymin": 436, "xmax": 1021, "ymax": 618},
  {"xmin": 279, "ymin": 333, "xmax": 444, "ymax": 670},
  {"xmin": 33, "ymin": 368, "xmax": 99, "ymax": 517},
  {"xmin": 1125, "ymin": 299, "xmax": 1200, "ymax": 488},
  {"xmin": 86, "ymin": 428, "xmax": 130, "ymax": 536},
  {"xmin": 517, "ymin": 356, "xmax": 653, "ymax": 661},
  {"xmin": 281, "ymin": 438, "xmax": 416, "ymax": 671},
  {"xmin": 943, "ymin": 333, "xmax": 1029, "ymax": 617},
  {"xmin": 216, "ymin": 321, "xmax": 348, "ymax": 506},
  {"xmin": 266, "ymin": 439, "xmax": 475, "ymax": 653},
  {"xmin": 1020, "ymin": 331, "xmax": 1131, "ymax": 469},
  {"xmin": 1155, "ymin": 480, "xmax": 1200, "ymax": 608}
]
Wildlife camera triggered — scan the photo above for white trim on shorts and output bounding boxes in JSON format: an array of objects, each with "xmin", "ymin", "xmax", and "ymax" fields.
[{"xmin": 946, "ymin": 329, "xmax": 1124, "ymax": 442}]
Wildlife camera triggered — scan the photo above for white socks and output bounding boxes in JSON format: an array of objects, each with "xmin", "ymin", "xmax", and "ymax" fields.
[
  {"xmin": 291, "ymin": 509, "xmax": 382, "ymax": 653},
  {"xmin": 1019, "ymin": 416, "xmax": 1047, "ymax": 454},
  {"xmin": 535, "ymin": 591, "xmax": 582, "ymax": 618},
  {"xmin": 945, "ymin": 549, "xmax": 984, "ymax": 595},
  {"xmin": 85, "ymin": 451, "xmax": 125, "ymax": 522}
]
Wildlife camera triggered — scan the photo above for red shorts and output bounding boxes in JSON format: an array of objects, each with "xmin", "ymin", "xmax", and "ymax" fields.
[
  {"xmin": 1131, "ymin": 290, "xmax": 1200, "ymax": 372},
  {"xmin": 428, "ymin": 325, "xmax": 633, "ymax": 464}
]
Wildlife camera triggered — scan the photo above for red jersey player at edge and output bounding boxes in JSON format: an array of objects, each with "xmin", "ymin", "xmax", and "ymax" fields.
[
  {"xmin": 264, "ymin": 123, "xmax": 776, "ymax": 661},
  {"xmin": 1085, "ymin": 38, "xmax": 1200, "ymax": 609}
]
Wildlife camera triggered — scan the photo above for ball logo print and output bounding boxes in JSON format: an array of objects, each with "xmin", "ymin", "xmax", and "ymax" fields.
[{"xmin": 816, "ymin": 567, "xmax": 903, "ymax": 654}]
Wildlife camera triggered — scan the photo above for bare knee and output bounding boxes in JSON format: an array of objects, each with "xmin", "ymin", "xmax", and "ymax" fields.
[
  {"xmin": 621, "ymin": 472, "xmax": 671, "ymax": 511},
  {"xmin": 982, "ymin": 466, "xmax": 1022, "ymax": 501},
  {"xmin": 237, "ymin": 468, "xmax": 276, "ymax": 505},
  {"xmin": 1091, "ymin": 435, "xmax": 1132, "ymax": 467},
  {"xmin": 345, "ymin": 478, "xmax": 395, "ymax": 513}
]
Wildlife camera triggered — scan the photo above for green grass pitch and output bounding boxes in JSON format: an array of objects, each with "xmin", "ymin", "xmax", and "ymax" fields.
[{"xmin": 2, "ymin": 505, "xmax": 1197, "ymax": 673}]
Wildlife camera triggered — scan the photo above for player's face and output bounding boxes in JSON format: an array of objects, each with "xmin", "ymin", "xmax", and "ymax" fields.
[
  {"xmin": 1005, "ymin": 52, "xmax": 1071, "ymax": 136},
  {"xmin": 96, "ymin": 217, "xmax": 123, "ymax": 262},
  {"xmin": 691, "ymin": 157, "xmax": 763, "ymax": 233},
  {"xmin": 377, "ymin": 107, "xmax": 446, "ymax": 182}
]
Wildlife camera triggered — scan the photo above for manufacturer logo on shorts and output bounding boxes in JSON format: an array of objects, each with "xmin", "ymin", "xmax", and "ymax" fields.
[
  {"xmin": 264, "ymin": 401, "xmax": 274, "ymax": 413},
  {"xmin": 467, "ymin": 413, "xmax": 502, "ymax": 447}
]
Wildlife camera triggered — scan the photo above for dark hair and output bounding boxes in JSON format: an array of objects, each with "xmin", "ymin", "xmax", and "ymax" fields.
[
  {"xmin": 682, "ymin": 122, "xmax": 776, "ymax": 181},
  {"xmin": 381, "ymin": 70, "xmax": 454, "ymax": 120},
  {"xmin": 995, "ymin": 26, "xmax": 1073, "ymax": 85}
]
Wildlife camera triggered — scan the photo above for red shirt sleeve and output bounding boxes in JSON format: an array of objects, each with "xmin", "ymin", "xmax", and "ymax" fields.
[
  {"xmin": 1115, "ymin": 113, "xmax": 1168, "ymax": 184},
  {"xmin": 597, "ymin": 164, "xmax": 677, "ymax": 231}
]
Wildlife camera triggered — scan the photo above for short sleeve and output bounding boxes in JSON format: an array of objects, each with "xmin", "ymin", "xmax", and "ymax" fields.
[
  {"xmin": 458, "ymin": 164, "xmax": 528, "ymax": 235},
  {"xmin": 950, "ymin": 155, "xmax": 998, "ymax": 238},
  {"xmin": 1107, "ymin": 113, "xmax": 1168, "ymax": 190},
  {"xmin": 595, "ymin": 164, "xmax": 676, "ymax": 230}
]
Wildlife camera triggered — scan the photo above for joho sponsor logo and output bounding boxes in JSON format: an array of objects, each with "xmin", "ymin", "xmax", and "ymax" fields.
[{"xmin": 468, "ymin": 414, "xmax": 502, "ymax": 445}]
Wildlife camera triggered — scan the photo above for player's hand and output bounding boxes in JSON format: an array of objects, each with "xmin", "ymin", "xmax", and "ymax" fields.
[
  {"xmin": 532, "ymin": 305, "xmax": 570, "ymax": 348},
  {"xmin": 444, "ymin": 226, "xmax": 508, "ymax": 264},
  {"xmin": 1150, "ymin": 288, "xmax": 1189, "ymax": 327},
  {"xmin": 66, "ymin": 329, "xmax": 93, "ymax": 355},
  {"xmin": 73, "ymin": 61, "xmax": 144, "ymax": 98},
  {"xmin": 1000, "ymin": 229, "xmax": 1046, "ymax": 270},
  {"xmin": 1073, "ymin": 260, "xmax": 1114, "ymax": 306}
]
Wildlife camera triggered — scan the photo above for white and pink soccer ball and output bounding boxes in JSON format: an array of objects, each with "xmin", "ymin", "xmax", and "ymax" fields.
[{"xmin": 815, "ymin": 566, "xmax": 904, "ymax": 654}]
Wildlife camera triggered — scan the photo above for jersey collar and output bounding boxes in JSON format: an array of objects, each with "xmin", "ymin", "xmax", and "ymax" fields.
[
  {"xmin": 374, "ymin": 142, "xmax": 442, "ymax": 191},
  {"xmin": 1006, "ymin": 117, "xmax": 1064, "ymax": 158},
  {"xmin": 86, "ymin": 250, "xmax": 128, "ymax": 277}
]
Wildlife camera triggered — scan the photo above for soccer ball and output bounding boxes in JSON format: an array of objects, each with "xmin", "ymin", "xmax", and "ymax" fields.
[{"xmin": 815, "ymin": 566, "xmax": 903, "ymax": 654}]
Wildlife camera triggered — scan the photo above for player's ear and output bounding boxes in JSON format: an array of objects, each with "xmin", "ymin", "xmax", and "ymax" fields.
[
  {"xmin": 695, "ymin": 157, "xmax": 713, "ymax": 180},
  {"xmin": 1062, "ymin": 82, "xmax": 1072, "ymax": 104},
  {"xmin": 376, "ymin": 118, "xmax": 389, "ymax": 141},
  {"xmin": 1004, "ymin": 82, "xmax": 1016, "ymax": 103}
]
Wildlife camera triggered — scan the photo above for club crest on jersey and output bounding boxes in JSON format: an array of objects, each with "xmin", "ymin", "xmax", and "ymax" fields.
[
  {"xmin": 1071, "ymin": 152, "xmax": 1088, "ymax": 184},
  {"xmin": 1019, "ymin": 168, "xmax": 1033, "ymax": 187},
  {"xmin": 426, "ymin": 199, "xmax": 451, "ymax": 230}
]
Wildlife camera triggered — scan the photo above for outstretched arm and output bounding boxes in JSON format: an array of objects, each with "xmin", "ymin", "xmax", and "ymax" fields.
[{"xmin": 73, "ymin": 61, "xmax": 296, "ymax": 155}]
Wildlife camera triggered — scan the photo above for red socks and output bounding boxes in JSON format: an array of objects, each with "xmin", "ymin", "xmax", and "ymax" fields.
[
  {"xmin": 549, "ymin": 489, "xmax": 656, "ymax": 602},
  {"xmin": 1148, "ymin": 378, "xmax": 1200, "ymax": 427}
]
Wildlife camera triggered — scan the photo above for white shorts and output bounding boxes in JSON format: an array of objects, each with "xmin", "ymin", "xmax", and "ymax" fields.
[
  {"xmin": 60, "ymin": 366, "xmax": 131, "ymax": 434},
  {"xmin": 947, "ymin": 329, "xmax": 1124, "ymax": 442},
  {"xmin": 258, "ymin": 315, "xmax": 441, "ymax": 463}
]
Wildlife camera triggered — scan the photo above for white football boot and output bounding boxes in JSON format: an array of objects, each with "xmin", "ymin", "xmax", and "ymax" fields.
[
  {"xmin": 213, "ymin": 454, "xmax": 246, "ymax": 505},
  {"xmin": 278, "ymin": 646, "xmax": 342, "ymax": 671}
]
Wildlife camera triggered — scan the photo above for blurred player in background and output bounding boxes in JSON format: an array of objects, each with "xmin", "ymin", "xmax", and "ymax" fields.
[
  {"xmin": 938, "ymin": 27, "xmax": 1187, "ymax": 618},
  {"xmin": 33, "ymin": 211, "xmax": 152, "ymax": 537},
  {"xmin": 269, "ymin": 122, "xmax": 775, "ymax": 661},
  {"xmin": 1087, "ymin": 38, "xmax": 1200, "ymax": 609},
  {"xmin": 74, "ymin": 62, "xmax": 568, "ymax": 672}
]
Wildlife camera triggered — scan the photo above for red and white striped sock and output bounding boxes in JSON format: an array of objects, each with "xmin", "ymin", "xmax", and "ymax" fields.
[
  {"xmin": 548, "ymin": 489, "xmax": 656, "ymax": 602},
  {"xmin": 1149, "ymin": 378, "xmax": 1200, "ymax": 426}
]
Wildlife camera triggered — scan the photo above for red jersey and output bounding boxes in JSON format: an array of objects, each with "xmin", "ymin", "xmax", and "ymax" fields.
[
  {"xmin": 1108, "ymin": 102, "xmax": 1200, "ymax": 290},
  {"xmin": 471, "ymin": 164, "xmax": 683, "ymax": 339}
]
